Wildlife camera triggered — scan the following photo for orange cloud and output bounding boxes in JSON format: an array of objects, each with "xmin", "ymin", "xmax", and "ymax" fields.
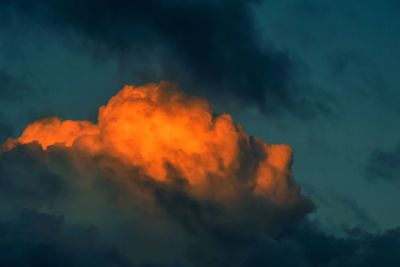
[{"xmin": 3, "ymin": 82, "xmax": 300, "ymax": 203}]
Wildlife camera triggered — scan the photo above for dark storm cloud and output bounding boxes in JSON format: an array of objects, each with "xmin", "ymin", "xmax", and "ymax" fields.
[
  {"xmin": 0, "ymin": 142, "xmax": 313, "ymax": 266},
  {"xmin": 1, "ymin": 0, "xmax": 324, "ymax": 117},
  {"xmin": 278, "ymin": 222, "xmax": 400, "ymax": 267},
  {"xmin": 0, "ymin": 142, "xmax": 400, "ymax": 266},
  {"xmin": 364, "ymin": 143, "xmax": 400, "ymax": 183},
  {"xmin": 0, "ymin": 143, "xmax": 65, "ymax": 208},
  {"xmin": 0, "ymin": 209, "xmax": 136, "ymax": 267}
]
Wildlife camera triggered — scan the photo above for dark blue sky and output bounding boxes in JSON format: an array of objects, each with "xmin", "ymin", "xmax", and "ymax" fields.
[{"xmin": 0, "ymin": 1, "xmax": 400, "ymax": 266}]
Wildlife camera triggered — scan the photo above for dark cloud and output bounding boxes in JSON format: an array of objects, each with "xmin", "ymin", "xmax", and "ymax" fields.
[
  {"xmin": 0, "ymin": 141, "xmax": 399, "ymax": 266},
  {"xmin": 0, "ymin": 144, "xmax": 65, "ymax": 210},
  {"xmin": 364, "ymin": 143, "xmax": 400, "ymax": 183},
  {"xmin": 0, "ymin": 0, "xmax": 325, "ymax": 117},
  {"xmin": 279, "ymin": 222, "xmax": 400, "ymax": 267},
  {"xmin": 0, "ymin": 209, "xmax": 136, "ymax": 267},
  {"xmin": 0, "ymin": 141, "xmax": 313, "ymax": 266}
]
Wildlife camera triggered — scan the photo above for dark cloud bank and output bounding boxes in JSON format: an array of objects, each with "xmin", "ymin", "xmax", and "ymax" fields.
[
  {"xmin": 1, "ymin": 0, "xmax": 326, "ymax": 117},
  {"xmin": 0, "ymin": 142, "xmax": 399, "ymax": 267}
]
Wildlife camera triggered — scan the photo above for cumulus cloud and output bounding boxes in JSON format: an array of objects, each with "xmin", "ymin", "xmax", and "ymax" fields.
[
  {"xmin": 0, "ymin": 82, "xmax": 313, "ymax": 266},
  {"xmin": 4, "ymin": 82, "xmax": 310, "ymax": 206}
]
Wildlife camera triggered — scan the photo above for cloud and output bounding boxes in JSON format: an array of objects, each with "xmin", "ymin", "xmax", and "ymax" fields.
[
  {"xmin": 5, "ymin": 82, "xmax": 311, "ymax": 208},
  {"xmin": 0, "ymin": 139, "xmax": 310, "ymax": 266},
  {"xmin": 278, "ymin": 222, "xmax": 400, "ymax": 267},
  {"xmin": 0, "ymin": 0, "xmax": 325, "ymax": 117},
  {"xmin": 0, "ymin": 82, "xmax": 314, "ymax": 266},
  {"xmin": 0, "ymin": 209, "xmax": 135, "ymax": 267},
  {"xmin": 364, "ymin": 143, "xmax": 400, "ymax": 183},
  {"xmin": 1, "ymin": 82, "xmax": 399, "ymax": 266},
  {"xmin": 1, "ymin": 207, "xmax": 400, "ymax": 266}
]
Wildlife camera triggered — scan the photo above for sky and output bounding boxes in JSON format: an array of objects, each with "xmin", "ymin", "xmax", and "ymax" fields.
[{"xmin": 0, "ymin": 1, "xmax": 400, "ymax": 266}]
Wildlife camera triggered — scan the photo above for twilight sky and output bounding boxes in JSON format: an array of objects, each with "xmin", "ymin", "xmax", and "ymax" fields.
[{"xmin": 0, "ymin": 1, "xmax": 400, "ymax": 266}]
